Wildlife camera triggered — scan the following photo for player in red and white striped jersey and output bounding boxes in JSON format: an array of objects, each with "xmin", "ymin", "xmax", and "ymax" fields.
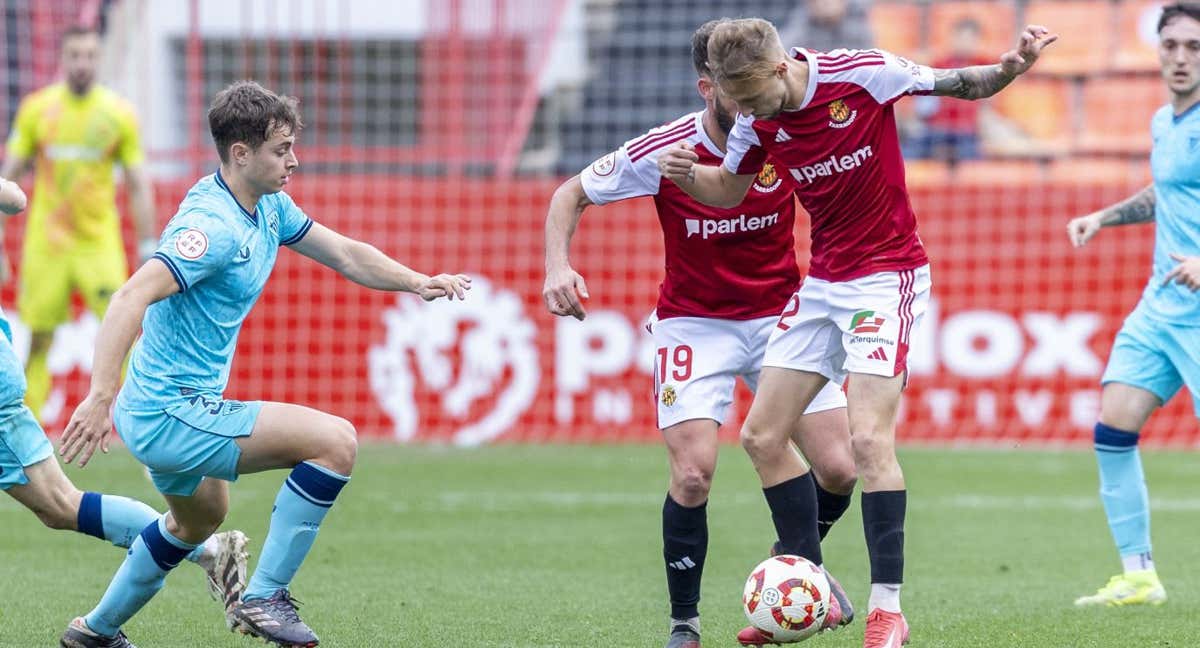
[
  {"xmin": 544, "ymin": 20, "xmax": 856, "ymax": 648},
  {"xmin": 659, "ymin": 18, "xmax": 1056, "ymax": 648}
]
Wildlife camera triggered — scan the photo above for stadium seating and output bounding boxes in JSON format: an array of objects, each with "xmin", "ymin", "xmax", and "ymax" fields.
[
  {"xmin": 928, "ymin": 1, "xmax": 1017, "ymax": 58},
  {"xmin": 989, "ymin": 76, "xmax": 1074, "ymax": 154},
  {"xmin": 1077, "ymin": 76, "xmax": 1165, "ymax": 155},
  {"xmin": 1024, "ymin": 1, "xmax": 1115, "ymax": 75},
  {"xmin": 1115, "ymin": 1, "xmax": 1164, "ymax": 72},
  {"xmin": 869, "ymin": 2, "xmax": 924, "ymax": 58}
]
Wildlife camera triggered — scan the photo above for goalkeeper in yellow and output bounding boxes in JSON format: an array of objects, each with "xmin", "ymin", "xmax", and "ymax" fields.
[{"xmin": 0, "ymin": 26, "xmax": 156, "ymax": 419}]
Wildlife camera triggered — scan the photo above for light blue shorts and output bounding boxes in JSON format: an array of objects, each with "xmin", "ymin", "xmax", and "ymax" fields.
[
  {"xmin": 1102, "ymin": 304, "xmax": 1200, "ymax": 417},
  {"xmin": 0, "ymin": 401, "xmax": 54, "ymax": 490},
  {"xmin": 114, "ymin": 393, "xmax": 263, "ymax": 497}
]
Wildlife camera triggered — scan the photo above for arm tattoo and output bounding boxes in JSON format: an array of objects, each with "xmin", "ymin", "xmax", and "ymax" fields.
[
  {"xmin": 1107, "ymin": 186, "xmax": 1157, "ymax": 225},
  {"xmin": 931, "ymin": 65, "xmax": 1017, "ymax": 100}
]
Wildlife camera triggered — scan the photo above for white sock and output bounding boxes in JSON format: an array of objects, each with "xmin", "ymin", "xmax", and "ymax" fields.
[
  {"xmin": 670, "ymin": 616, "xmax": 700, "ymax": 634},
  {"xmin": 188, "ymin": 535, "xmax": 221, "ymax": 565},
  {"xmin": 1121, "ymin": 552, "xmax": 1154, "ymax": 574},
  {"xmin": 868, "ymin": 583, "xmax": 902, "ymax": 613}
]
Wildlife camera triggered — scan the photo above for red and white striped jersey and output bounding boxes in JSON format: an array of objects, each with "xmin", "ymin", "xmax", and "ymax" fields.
[
  {"xmin": 724, "ymin": 48, "xmax": 936, "ymax": 283},
  {"xmin": 580, "ymin": 110, "xmax": 801, "ymax": 321}
]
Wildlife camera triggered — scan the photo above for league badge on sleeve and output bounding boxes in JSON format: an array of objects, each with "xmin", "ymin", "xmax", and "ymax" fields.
[
  {"xmin": 176, "ymin": 229, "xmax": 209, "ymax": 260},
  {"xmin": 591, "ymin": 152, "xmax": 617, "ymax": 177}
]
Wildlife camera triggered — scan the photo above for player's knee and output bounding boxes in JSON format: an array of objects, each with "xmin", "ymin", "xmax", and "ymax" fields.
[
  {"xmin": 672, "ymin": 463, "xmax": 714, "ymax": 502},
  {"xmin": 740, "ymin": 422, "xmax": 787, "ymax": 460},
  {"xmin": 814, "ymin": 459, "xmax": 857, "ymax": 495},
  {"xmin": 321, "ymin": 417, "xmax": 358, "ymax": 475},
  {"xmin": 850, "ymin": 433, "xmax": 895, "ymax": 477}
]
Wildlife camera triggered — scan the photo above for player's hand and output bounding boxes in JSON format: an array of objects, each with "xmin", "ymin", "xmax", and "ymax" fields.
[
  {"xmin": 543, "ymin": 265, "xmax": 589, "ymax": 320},
  {"xmin": 1162, "ymin": 253, "xmax": 1200, "ymax": 291},
  {"xmin": 658, "ymin": 141, "xmax": 699, "ymax": 183},
  {"xmin": 415, "ymin": 273, "xmax": 471, "ymax": 301},
  {"xmin": 1000, "ymin": 25, "xmax": 1058, "ymax": 77},
  {"xmin": 60, "ymin": 393, "xmax": 114, "ymax": 468},
  {"xmin": 1066, "ymin": 214, "xmax": 1102, "ymax": 248}
]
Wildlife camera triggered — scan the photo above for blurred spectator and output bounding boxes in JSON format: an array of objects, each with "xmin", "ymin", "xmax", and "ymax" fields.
[
  {"xmin": 909, "ymin": 17, "xmax": 994, "ymax": 161},
  {"xmin": 778, "ymin": 0, "xmax": 875, "ymax": 53}
]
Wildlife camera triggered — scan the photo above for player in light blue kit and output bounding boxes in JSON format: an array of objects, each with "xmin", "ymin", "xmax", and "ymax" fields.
[
  {"xmin": 1066, "ymin": 2, "xmax": 1200, "ymax": 609},
  {"xmin": 0, "ymin": 175, "xmax": 248, "ymax": 644},
  {"xmin": 57, "ymin": 81, "xmax": 471, "ymax": 648}
]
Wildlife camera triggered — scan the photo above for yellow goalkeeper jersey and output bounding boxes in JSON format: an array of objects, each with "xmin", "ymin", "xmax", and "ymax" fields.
[{"xmin": 5, "ymin": 82, "xmax": 144, "ymax": 248}]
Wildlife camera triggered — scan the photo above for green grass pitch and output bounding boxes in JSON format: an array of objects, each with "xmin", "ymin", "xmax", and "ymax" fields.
[{"xmin": 1, "ymin": 444, "xmax": 1196, "ymax": 647}]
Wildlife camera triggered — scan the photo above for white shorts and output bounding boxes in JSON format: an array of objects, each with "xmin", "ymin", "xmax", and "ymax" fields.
[
  {"xmin": 648, "ymin": 312, "xmax": 847, "ymax": 430},
  {"xmin": 764, "ymin": 265, "xmax": 932, "ymax": 384}
]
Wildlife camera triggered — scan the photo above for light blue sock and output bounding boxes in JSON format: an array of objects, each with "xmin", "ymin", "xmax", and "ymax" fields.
[
  {"xmin": 84, "ymin": 516, "xmax": 198, "ymax": 637},
  {"xmin": 244, "ymin": 462, "xmax": 349, "ymax": 600},
  {"xmin": 77, "ymin": 492, "xmax": 207, "ymax": 563},
  {"xmin": 1094, "ymin": 422, "xmax": 1152, "ymax": 560}
]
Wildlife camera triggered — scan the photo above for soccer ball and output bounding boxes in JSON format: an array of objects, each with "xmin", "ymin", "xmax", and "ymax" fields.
[{"xmin": 742, "ymin": 555, "xmax": 832, "ymax": 643}]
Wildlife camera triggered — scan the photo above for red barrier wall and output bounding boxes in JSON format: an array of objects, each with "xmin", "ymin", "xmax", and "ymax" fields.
[{"xmin": 4, "ymin": 176, "xmax": 1195, "ymax": 446}]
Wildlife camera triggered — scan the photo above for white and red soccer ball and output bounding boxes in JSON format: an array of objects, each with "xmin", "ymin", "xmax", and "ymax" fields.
[{"xmin": 742, "ymin": 555, "xmax": 832, "ymax": 643}]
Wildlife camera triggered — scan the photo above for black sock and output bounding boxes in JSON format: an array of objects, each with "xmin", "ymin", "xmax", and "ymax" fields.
[
  {"xmin": 861, "ymin": 490, "xmax": 906, "ymax": 584},
  {"xmin": 663, "ymin": 494, "xmax": 707, "ymax": 620},
  {"xmin": 815, "ymin": 480, "xmax": 853, "ymax": 540},
  {"xmin": 762, "ymin": 473, "xmax": 822, "ymax": 565}
]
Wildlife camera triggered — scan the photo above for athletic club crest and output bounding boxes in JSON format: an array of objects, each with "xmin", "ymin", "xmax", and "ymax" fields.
[
  {"xmin": 660, "ymin": 384, "xmax": 677, "ymax": 407},
  {"xmin": 752, "ymin": 162, "xmax": 783, "ymax": 193},
  {"xmin": 827, "ymin": 99, "xmax": 857, "ymax": 129}
]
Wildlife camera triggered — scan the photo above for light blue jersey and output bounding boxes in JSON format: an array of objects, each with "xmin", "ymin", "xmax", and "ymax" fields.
[
  {"xmin": 114, "ymin": 171, "xmax": 313, "ymax": 496},
  {"xmin": 1102, "ymin": 102, "xmax": 1200, "ymax": 416},
  {"xmin": 1142, "ymin": 103, "xmax": 1200, "ymax": 323},
  {"xmin": 119, "ymin": 171, "xmax": 312, "ymax": 410}
]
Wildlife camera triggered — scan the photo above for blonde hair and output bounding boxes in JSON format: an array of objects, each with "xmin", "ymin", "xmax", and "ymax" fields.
[{"xmin": 706, "ymin": 18, "xmax": 786, "ymax": 85}]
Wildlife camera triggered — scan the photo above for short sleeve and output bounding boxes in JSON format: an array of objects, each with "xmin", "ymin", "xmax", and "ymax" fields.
[
  {"xmin": 276, "ymin": 192, "xmax": 314, "ymax": 246},
  {"xmin": 723, "ymin": 115, "xmax": 768, "ymax": 176},
  {"xmin": 579, "ymin": 144, "xmax": 661, "ymax": 206},
  {"xmin": 862, "ymin": 49, "xmax": 936, "ymax": 104},
  {"xmin": 151, "ymin": 212, "xmax": 240, "ymax": 292},
  {"xmin": 6, "ymin": 98, "xmax": 37, "ymax": 160},
  {"xmin": 114, "ymin": 102, "xmax": 145, "ymax": 168}
]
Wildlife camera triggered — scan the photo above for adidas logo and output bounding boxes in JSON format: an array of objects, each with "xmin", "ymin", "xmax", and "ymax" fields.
[
  {"xmin": 868, "ymin": 347, "xmax": 889, "ymax": 361},
  {"xmin": 775, "ymin": 129, "xmax": 792, "ymax": 142},
  {"xmin": 668, "ymin": 556, "xmax": 698, "ymax": 570}
]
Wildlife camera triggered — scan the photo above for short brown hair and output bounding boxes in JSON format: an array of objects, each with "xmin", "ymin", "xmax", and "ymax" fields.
[
  {"xmin": 61, "ymin": 25, "xmax": 99, "ymax": 46},
  {"xmin": 706, "ymin": 18, "xmax": 786, "ymax": 85},
  {"xmin": 692, "ymin": 19, "xmax": 731, "ymax": 77},
  {"xmin": 208, "ymin": 81, "xmax": 303, "ymax": 163},
  {"xmin": 1160, "ymin": 2, "xmax": 1200, "ymax": 32}
]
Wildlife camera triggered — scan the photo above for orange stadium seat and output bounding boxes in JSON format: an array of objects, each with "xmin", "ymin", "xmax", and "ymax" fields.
[
  {"xmin": 1047, "ymin": 157, "xmax": 1152, "ymax": 185},
  {"xmin": 951, "ymin": 159, "xmax": 1048, "ymax": 185},
  {"xmin": 928, "ymin": 1, "xmax": 1018, "ymax": 59},
  {"xmin": 988, "ymin": 76, "xmax": 1073, "ymax": 154},
  {"xmin": 904, "ymin": 159, "xmax": 952, "ymax": 187},
  {"xmin": 1024, "ymin": 1, "xmax": 1116, "ymax": 75},
  {"xmin": 1077, "ymin": 76, "xmax": 1166, "ymax": 155},
  {"xmin": 870, "ymin": 2, "xmax": 924, "ymax": 58},
  {"xmin": 1114, "ymin": 1, "xmax": 1164, "ymax": 71}
]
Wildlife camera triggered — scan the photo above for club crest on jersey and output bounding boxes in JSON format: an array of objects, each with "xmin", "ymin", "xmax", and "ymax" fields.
[
  {"xmin": 828, "ymin": 100, "xmax": 857, "ymax": 129},
  {"xmin": 660, "ymin": 384, "xmax": 677, "ymax": 407},
  {"xmin": 752, "ymin": 162, "xmax": 783, "ymax": 193},
  {"xmin": 591, "ymin": 152, "xmax": 616, "ymax": 177},
  {"xmin": 175, "ymin": 229, "xmax": 209, "ymax": 260}
]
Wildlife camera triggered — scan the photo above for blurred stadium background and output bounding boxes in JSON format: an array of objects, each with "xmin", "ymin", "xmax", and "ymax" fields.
[{"xmin": 0, "ymin": 0, "xmax": 1191, "ymax": 446}]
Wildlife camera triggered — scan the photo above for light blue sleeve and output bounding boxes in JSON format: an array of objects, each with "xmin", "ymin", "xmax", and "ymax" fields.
[
  {"xmin": 276, "ymin": 192, "xmax": 314, "ymax": 246},
  {"xmin": 151, "ymin": 211, "xmax": 240, "ymax": 292}
]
